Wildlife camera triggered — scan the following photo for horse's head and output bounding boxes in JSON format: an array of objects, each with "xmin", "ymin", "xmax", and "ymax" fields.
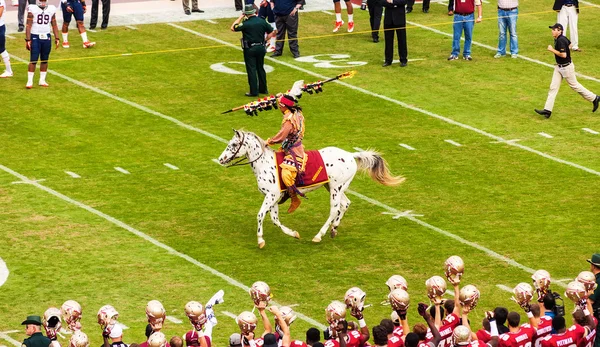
[{"xmin": 218, "ymin": 129, "xmax": 249, "ymax": 166}]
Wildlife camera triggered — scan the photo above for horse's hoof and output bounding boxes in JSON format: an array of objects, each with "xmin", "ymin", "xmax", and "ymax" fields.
[
  {"xmin": 293, "ymin": 231, "xmax": 300, "ymax": 239},
  {"xmin": 312, "ymin": 236, "xmax": 321, "ymax": 243},
  {"xmin": 258, "ymin": 241, "xmax": 266, "ymax": 249},
  {"xmin": 330, "ymin": 228, "xmax": 338, "ymax": 238}
]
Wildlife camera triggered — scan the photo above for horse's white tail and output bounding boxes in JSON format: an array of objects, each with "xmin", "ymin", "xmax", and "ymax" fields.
[{"xmin": 353, "ymin": 150, "xmax": 405, "ymax": 186}]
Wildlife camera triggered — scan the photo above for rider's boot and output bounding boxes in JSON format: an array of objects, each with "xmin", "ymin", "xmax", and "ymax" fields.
[{"xmin": 288, "ymin": 191, "xmax": 301, "ymax": 214}]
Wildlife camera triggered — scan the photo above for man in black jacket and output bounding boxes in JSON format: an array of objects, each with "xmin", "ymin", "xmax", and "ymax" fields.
[
  {"xmin": 381, "ymin": 0, "xmax": 407, "ymax": 67},
  {"xmin": 553, "ymin": 0, "xmax": 579, "ymax": 51}
]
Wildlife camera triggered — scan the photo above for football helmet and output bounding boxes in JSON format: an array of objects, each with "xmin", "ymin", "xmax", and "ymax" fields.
[
  {"xmin": 185, "ymin": 301, "xmax": 207, "ymax": 331},
  {"xmin": 146, "ymin": 300, "xmax": 166, "ymax": 331},
  {"xmin": 444, "ymin": 256, "xmax": 465, "ymax": 285},
  {"xmin": 249, "ymin": 281, "xmax": 271, "ymax": 307},
  {"xmin": 459, "ymin": 285, "xmax": 480, "ymax": 311},
  {"xmin": 576, "ymin": 271, "xmax": 598, "ymax": 292},
  {"xmin": 61, "ymin": 300, "xmax": 82, "ymax": 331},
  {"xmin": 325, "ymin": 300, "xmax": 347, "ymax": 325},
  {"xmin": 148, "ymin": 332, "xmax": 167, "ymax": 347},
  {"xmin": 43, "ymin": 307, "xmax": 62, "ymax": 339},
  {"xmin": 36, "ymin": 0, "xmax": 47, "ymax": 8},
  {"xmin": 452, "ymin": 325, "xmax": 472, "ymax": 346},
  {"xmin": 97, "ymin": 305, "xmax": 119, "ymax": 331},
  {"xmin": 511, "ymin": 283, "xmax": 533, "ymax": 308},
  {"xmin": 344, "ymin": 287, "xmax": 366, "ymax": 314},
  {"xmin": 390, "ymin": 311, "xmax": 400, "ymax": 324},
  {"xmin": 280, "ymin": 306, "xmax": 297, "ymax": 326},
  {"xmin": 70, "ymin": 331, "xmax": 89, "ymax": 347},
  {"xmin": 565, "ymin": 281, "xmax": 588, "ymax": 303},
  {"xmin": 386, "ymin": 275, "xmax": 408, "ymax": 292},
  {"xmin": 388, "ymin": 288, "xmax": 410, "ymax": 312},
  {"xmin": 237, "ymin": 311, "xmax": 258, "ymax": 334},
  {"xmin": 425, "ymin": 276, "xmax": 447, "ymax": 303},
  {"xmin": 531, "ymin": 270, "xmax": 551, "ymax": 292}
]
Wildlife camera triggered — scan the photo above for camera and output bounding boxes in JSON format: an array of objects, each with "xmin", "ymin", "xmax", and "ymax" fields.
[
  {"xmin": 361, "ymin": 0, "xmax": 367, "ymax": 10},
  {"xmin": 551, "ymin": 291, "xmax": 565, "ymax": 317}
]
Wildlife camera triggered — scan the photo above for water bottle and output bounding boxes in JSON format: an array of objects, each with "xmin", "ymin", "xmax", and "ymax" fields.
[{"xmin": 361, "ymin": 0, "xmax": 367, "ymax": 10}]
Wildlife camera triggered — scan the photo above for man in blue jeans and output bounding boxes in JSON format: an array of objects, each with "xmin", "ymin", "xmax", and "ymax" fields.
[
  {"xmin": 494, "ymin": 0, "xmax": 518, "ymax": 58},
  {"xmin": 447, "ymin": 0, "xmax": 482, "ymax": 61}
]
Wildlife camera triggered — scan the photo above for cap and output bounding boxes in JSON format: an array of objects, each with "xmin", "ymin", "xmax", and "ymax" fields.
[
  {"xmin": 243, "ymin": 4, "xmax": 255, "ymax": 15},
  {"xmin": 549, "ymin": 23, "xmax": 564, "ymax": 31},
  {"xmin": 279, "ymin": 94, "xmax": 297, "ymax": 107},
  {"xmin": 229, "ymin": 333, "xmax": 242, "ymax": 347},
  {"xmin": 185, "ymin": 331, "xmax": 199, "ymax": 347},
  {"xmin": 263, "ymin": 333, "xmax": 278, "ymax": 347},
  {"xmin": 587, "ymin": 253, "xmax": 600, "ymax": 267},
  {"xmin": 22, "ymin": 315, "xmax": 43, "ymax": 326},
  {"xmin": 109, "ymin": 325, "xmax": 123, "ymax": 339}
]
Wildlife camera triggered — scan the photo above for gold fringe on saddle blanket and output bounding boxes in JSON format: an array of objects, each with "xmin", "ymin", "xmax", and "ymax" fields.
[{"xmin": 275, "ymin": 150, "xmax": 329, "ymax": 192}]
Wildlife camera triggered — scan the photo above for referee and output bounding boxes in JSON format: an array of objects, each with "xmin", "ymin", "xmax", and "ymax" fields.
[{"xmin": 231, "ymin": 4, "xmax": 276, "ymax": 97}]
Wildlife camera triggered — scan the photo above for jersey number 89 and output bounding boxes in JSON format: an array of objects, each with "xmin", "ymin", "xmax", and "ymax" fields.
[{"xmin": 37, "ymin": 14, "xmax": 50, "ymax": 25}]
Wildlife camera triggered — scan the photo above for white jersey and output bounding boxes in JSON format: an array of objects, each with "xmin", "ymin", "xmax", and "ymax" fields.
[
  {"xmin": 28, "ymin": 4, "xmax": 57, "ymax": 36},
  {"xmin": 0, "ymin": 0, "xmax": 6, "ymax": 27}
]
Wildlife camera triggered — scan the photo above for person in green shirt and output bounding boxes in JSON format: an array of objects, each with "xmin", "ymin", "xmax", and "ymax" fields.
[
  {"xmin": 21, "ymin": 316, "xmax": 51, "ymax": 347},
  {"xmin": 231, "ymin": 4, "xmax": 276, "ymax": 97}
]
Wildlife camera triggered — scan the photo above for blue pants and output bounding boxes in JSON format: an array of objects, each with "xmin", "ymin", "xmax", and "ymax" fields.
[
  {"xmin": 497, "ymin": 8, "xmax": 518, "ymax": 55},
  {"xmin": 30, "ymin": 34, "xmax": 52, "ymax": 63},
  {"xmin": 452, "ymin": 13, "xmax": 474, "ymax": 57},
  {"xmin": 62, "ymin": 1, "xmax": 85, "ymax": 22},
  {"xmin": 0, "ymin": 25, "xmax": 6, "ymax": 53}
]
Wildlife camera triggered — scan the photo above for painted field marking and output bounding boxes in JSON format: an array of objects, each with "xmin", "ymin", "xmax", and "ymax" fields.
[
  {"xmin": 445, "ymin": 289, "xmax": 455, "ymax": 296},
  {"xmin": 0, "ymin": 332, "xmax": 20, "ymax": 347},
  {"xmin": 582, "ymin": 128, "xmax": 599, "ymax": 135},
  {"xmin": 579, "ymin": 0, "xmax": 600, "ymax": 8},
  {"xmin": 65, "ymin": 171, "xmax": 81, "ymax": 178},
  {"xmin": 12, "ymin": 179, "xmax": 45, "ymax": 184},
  {"xmin": 382, "ymin": 210, "xmax": 423, "ymax": 219},
  {"xmin": 121, "ymin": 53, "xmax": 133, "ymax": 56},
  {"xmin": 0, "ymin": 332, "xmax": 18, "ymax": 335},
  {"xmin": 321, "ymin": 10, "xmax": 334, "ymax": 15},
  {"xmin": 353, "ymin": 147, "xmax": 365, "ymax": 152},
  {"xmin": 205, "ymin": 19, "xmax": 218, "ymax": 24},
  {"xmin": 222, "ymin": 311, "xmax": 238, "ymax": 320},
  {"xmin": 496, "ymin": 284, "xmax": 513, "ymax": 293},
  {"xmin": 166, "ymin": 316, "xmax": 183, "ymax": 324},
  {"xmin": 125, "ymin": 26, "xmax": 138, "ymax": 30},
  {"xmin": 399, "ymin": 143, "xmax": 415, "ymax": 150},
  {"xmin": 554, "ymin": 278, "xmax": 573, "ymax": 286},
  {"xmin": 490, "ymin": 139, "xmax": 521, "ymax": 144},
  {"xmin": 444, "ymin": 139, "xmax": 462, "ymax": 147},
  {"xmin": 405, "ymin": 20, "xmax": 600, "ymax": 84},
  {"xmin": 116, "ymin": 322, "xmax": 129, "ymax": 330},
  {"xmin": 166, "ymin": 24, "xmax": 600, "ymax": 177},
  {"xmin": 5, "ymin": 35, "xmax": 15, "ymax": 39},
  {"xmin": 164, "ymin": 163, "xmax": 180, "ymax": 170},
  {"xmin": 88, "ymin": 29, "xmax": 97, "ymax": 33},
  {"xmin": 0, "ymin": 259, "xmax": 9, "ymax": 287},
  {"xmin": 211, "ymin": 159, "xmax": 220, "ymax": 165},
  {"xmin": 114, "ymin": 167, "xmax": 131, "ymax": 174},
  {"xmin": 538, "ymin": 132, "xmax": 553, "ymax": 139}
]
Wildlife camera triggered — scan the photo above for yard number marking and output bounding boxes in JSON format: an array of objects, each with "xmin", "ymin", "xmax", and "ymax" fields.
[
  {"xmin": 295, "ymin": 54, "xmax": 367, "ymax": 68},
  {"xmin": 210, "ymin": 62, "xmax": 274, "ymax": 75},
  {"xmin": 0, "ymin": 258, "xmax": 8, "ymax": 287}
]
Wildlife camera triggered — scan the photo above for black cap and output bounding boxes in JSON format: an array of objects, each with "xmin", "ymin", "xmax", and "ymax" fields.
[
  {"xmin": 263, "ymin": 334, "xmax": 278, "ymax": 347},
  {"xmin": 549, "ymin": 23, "xmax": 564, "ymax": 31}
]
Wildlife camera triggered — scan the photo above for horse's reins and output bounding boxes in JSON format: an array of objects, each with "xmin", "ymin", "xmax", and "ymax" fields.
[{"xmin": 225, "ymin": 132, "xmax": 265, "ymax": 167}]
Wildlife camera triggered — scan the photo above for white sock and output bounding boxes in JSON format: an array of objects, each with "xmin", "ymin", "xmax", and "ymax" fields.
[
  {"xmin": 335, "ymin": 13, "xmax": 342, "ymax": 22},
  {"xmin": 269, "ymin": 23, "xmax": 276, "ymax": 46},
  {"xmin": 1, "ymin": 51, "xmax": 12, "ymax": 74},
  {"xmin": 348, "ymin": 14, "xmax": 353, "ymax": 22},
  {"xmin": 40, "ymin": 71, "xmax": 47, "ymax": 83},
  {"xmin": 62, "ymin": 33, "xmax": 68, "ymax": 42},
  {"xmin": 81, "ymin": 32, "xmax": 88, "ymax": 42},
  {"xmin": 27, "ymin": 71, "xmax": 34, "ymax": 85}
]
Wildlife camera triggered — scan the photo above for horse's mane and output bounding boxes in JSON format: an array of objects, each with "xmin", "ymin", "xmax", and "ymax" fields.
[{"xmin": 241, "ymin": 130, "xmax": 267, "ymax": 148}]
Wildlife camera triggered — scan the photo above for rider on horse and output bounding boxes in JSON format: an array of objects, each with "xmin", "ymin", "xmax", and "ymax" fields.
[{"xmin": 266, "ymin": 92, "xmax": 306, "ymax": 214}]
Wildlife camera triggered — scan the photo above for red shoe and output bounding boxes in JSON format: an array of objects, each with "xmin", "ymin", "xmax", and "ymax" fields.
[
  {"xmin": 39, "ymin": 82, "xmax": 49, "ymax": 87},
  {"xmin": 26, "ymin": 83, "xmax": 33, "ymax": 89},
  {"xmin": 348, "ymin": 21, "xmax": 354, "ymax": 32},
  {"xmin": 83, "ymin": 41, "xmax": 96, "ymax": 48},
  {"xmin": 62, "ymin": 41, "xmax": 70, "ymax": 48},
  {"xmin": 333, "ymin": 20, "xmax": 344, "ymax": 33}
]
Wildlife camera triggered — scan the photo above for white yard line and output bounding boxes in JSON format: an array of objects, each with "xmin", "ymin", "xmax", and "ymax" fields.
[
  {"xmin": 166, "ymin": 316, "xmax": 183, "ymax": 324},
  {"xmin": 5, "ymin": 35, "xmax": 15, "ymax": 39},
  {"xmin": 222, "ymin": 311, "xmax": 238, "ymax": 320},
  {"xmin": 65, "ymin": 171, "xmax": 81, "ymax": 178},
  {"xmin": 12, "ymin": 179, "xmax": 45, "ymax": 184},
  {"xmin": 582, "ymin": 128, "xmax": 599, "ymax": 135},
  {"xmin": 0, "ymin": 332, "xmax": 18, "ymax": 335},
  {"xmin": 205, "ymin": 19, "xmax": 218, "ymax": 24},
  {"xmin": 0, "ymin": 332, "xmax": 21, "ymax": 347},
  {"xmin": 125, "ymin": 26, "xmax": 138, "ymax": 30},
  {"xmin": 444, "ymin": 139, "xmax": 462, "ymax": 147},
  {"xmin": 114, "ymin": 167, "xmax": 131, "ymax": 174},
  {"xmin": 496, "ymin": 284, "xmax": 513, "ymax": 293},
  {"xmin": 538, "ymin": 132, "xmax": 554, "ymax": 139},
  {"xmin": 445, "ymin": 289, "xmax": 455, "ymax": 296},
  {"xmin": 88, "ymin": 29, "xmax": 97, "ymax": 33},
  {"xmin": 321, "ymin": 10, "xmax": 334, "ymax": 15},
  {"xmin": 399, "ymin": 143, "xmax": 416, "ymax": 150},
  {"xmin": 164, "ymin": 163, "xmax": 180, "ymax": 170},
  {"xmin": 579, "ymin": 0, "xmax": 600, "ymax": 8},
  {"xmin": 211, "ymin": 159, "xmax": 221, "ymax": 165},
  {"xmin": 0, "ymin": 258, "xmax": 8, "ymax": 287},
  {"xmin": 116, "ymin": 322, "xmax": 129, "ymax": 330},
  {"xmin": 353, "ymin": 147, "xmax": 365, "ymax": 152},
  {"xmin": 406, "ymin": 20, "xmax": 600, "ymax": 84},
  {"xmin": 167, "ymin": 24, "xmax": 600, "ymax": 177}
]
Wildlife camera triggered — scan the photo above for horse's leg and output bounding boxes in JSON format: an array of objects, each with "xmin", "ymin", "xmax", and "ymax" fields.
[
  {"xmin": 312, "ymin": 184, "xmax": 343, "ymax": 243},
  {"xmin": 257, "ymin": 192, "xmax": 278, "ymax": 248},
  {"xmin": 330, "ymin": 182, "xmax": 352, "ymax": 238},
  {"xmin": 269, "ymin": 203, "xmax": 300, "ymax": 239}
]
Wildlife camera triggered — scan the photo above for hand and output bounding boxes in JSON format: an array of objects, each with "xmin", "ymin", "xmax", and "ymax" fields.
[
  {"xmin": 102, "ymin": 327, "xmax": 111, "ymax": 338},
  {"xmin": 83, "ymin": 5, "xmax": 87, "ymax": 13},
  {"xmin": 462, "ymin": 305, "xmax": 471, "ymax": 315},
  {"xmin": 476, "ymin": 16, "xmax": 482, "ymax": 23},
  {"xmin": 25, "ymin": 40, "xmax": 31, "ymax": 51},
  {"xmin": 290, "ymin": 7, "xmax": 298, "ymax": 16},
  {"xmin": 576, "ymin": 298, "xmax": 587, "ymax": 311},
  {"xmin": 485, "ymin": 311, "xmax": 494, "ymax": 320},
  {"xmin": 351, "ymin": 309, "xmax": 364, "ymax": 320},
  {"xmin": 396, "ymin": 309, "xmax": 407, "ymax": 319},
  {"xmin": 547, "ymin": 45, "xmax": 553, "ymax": 52},
  {"xmin": 536, "ymin": 289, "xmax": 547, "ymax": 303},
  {"xmin": 55, "ymin": 38, "xmax": 60, "ymax": 48},
  {"xmin": 268, "ymin": 306, "xmax": 281, "ymax": 315},
  {"xmin": 256, "ymin": 301, "xmax": 267, "ymax": 310},
  {"xmin": 417, "ymin": 302, "xmax": 429, "ymax": 318},
  {"xmin": 66, "ymin": 5, "xmax": 73, "ymax": 12}
]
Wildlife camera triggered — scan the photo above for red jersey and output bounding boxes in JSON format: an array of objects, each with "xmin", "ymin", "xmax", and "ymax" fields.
[
  {"xmin": 393, "ymin": 326, "xmax": 404, "ymax": 338},
  {"xmin": 325, "ymin": 340, "xmax": 341, "ymax": 347},
  {"xmin": 540, "ymin": 327, "xmax": 586, "ymax": 347},
  {"xmin": 291, "ymin": 341, "xmax": 308, "ymax": 347},
  {"xmin": 468, "ymin": 341, "xmax": 493, "ymax": 347},
  {"xmin": 499, "ymin": 325, "xmax": 536, "ymax": 347},
  {"xmin": 534, "ymin": 317, "xmax": 554, "ymax": 347},
  {"xmin": 346, "ymin": 330, "xmax": 364, "ymax": 347},
  {"xmin": 476, "ymin": 329, "xmax": 491, "ymax": 344},
  {"xmin": 576, "ymin": 318, "xmax": 598, "ymax": 347},
  {"xmin": 438, "ymin": 314, "xmax": 460, "ymax": 347},
  {"xmin": 388, "ymin": 335, "xmax": 404, "ymax": 347}
]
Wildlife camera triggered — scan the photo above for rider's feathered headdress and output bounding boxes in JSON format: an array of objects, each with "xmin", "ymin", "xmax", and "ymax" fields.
[{"xmin": 279, "ymin": 80, "xmax": 304, "ymax": 107}]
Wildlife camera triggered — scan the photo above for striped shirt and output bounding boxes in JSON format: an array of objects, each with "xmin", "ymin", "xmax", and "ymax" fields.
[{"xmin": 497, "ymin": 0, "xmax": 518, "ymax": 9}]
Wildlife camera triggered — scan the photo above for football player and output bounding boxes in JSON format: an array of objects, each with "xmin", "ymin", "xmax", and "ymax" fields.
[
  {"xmin": 497, "ymin": 312, "xmax": 534, "ymax": 347},
  {"xmin": 184, "ymin": 290, "xmax": 225, "ymax": 347},
  {"xmin": 432, "ymin": 283, "xmax": 462, "ymax": 347},
  {"xmin": 380, "ymin": 319, "xmax": 407, "ymax": 347},
  {"xmin": 405, "ymin": 303, "xmax": 442, "ymax": 347},
  {"xmin": 539, "ymin": 310, "xmax": 594, "ymax": 347},
  {"xmin": 526, "ymin": 304, "xmax": 552, "ymax": 347},
  {"xmin": 25, "ymin": 0, "xmax": 60, "ymax": 88},
  {"xmin": 573, "ymin": 305, "xmax": 597, "ymax": 347},
  {"xmin": 0, "ymin": 0, "xmax": 13, "ymax": 78},
  {"xmin": 454, "ymin": 310, "xmax": 499, "ymax": 347},
  {"xmin": 59, "ymin": 0, "xmax": 94, "ymax": 48},
  {"xmin": 331, "ymin": 0, "xmax": 353, "ymax": 33}
]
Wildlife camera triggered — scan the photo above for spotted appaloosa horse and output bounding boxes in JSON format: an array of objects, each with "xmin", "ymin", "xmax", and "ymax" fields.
[{"xmin": 218, "ymin": 130, "xmax": 405, "ymax": 248}]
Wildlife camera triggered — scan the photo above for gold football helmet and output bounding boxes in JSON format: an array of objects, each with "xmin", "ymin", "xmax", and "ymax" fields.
[
  {"xmin": 61, "ymin": 300, "xmax": 82, "ymax": 331},
  {"xmin": 444, "ymin": 256, "xmax": 465, "ymax": 285},
  {"xmin": 148, "ymin": 332, "xmax": 167, "ymax": 347},
  {"xmin": 452, "ymin": 325, "xmax": 472, "ymax": 346},
  {"xmin": 576, "ymin": 271, "xmax": 598, "ymax": 292},
  {"xmin": 146, "ymin": 300, "xmax": 166, "ymax": 331},
  {"xmin": 344, "ymin": 287, "xmax": 366, "ymax": 314},
  {"xmin": 237, "ymin": 311, "xmax": 258, "ymax": 334},
  {"xmin": 249, "ymin": 281, "xmax": 271, "ymax": 307},
  {"xmin": 459, "ymin": 285, "xmax": 480, "ymax": 311},
  {"xmin": 97, "ymin": 305, "xmax": 119, "ymax": 330},
  {"xmin": 531, "ymin": 270, "xmax": 551, "ymax": 292},
  {"xmin": 185, "ymin": 301, "xmax": 207, "ymax": 331},
  {"xmin": 388, "ymin": 288, "xmax": 410, "ymax": 312},
  {"xmin": 280, "ymin": 306, "xmax": 297, "ymax": 326},
  {"xmin": 386, "ymin": 275, "xmax": 408, "ymax": 292},
  {"xmin": 325, "ymin": 300, "xmax": 347, "ymax": 325},
  {"xmin": 70, "ymin": 331, "xmax": 89, "ymax": 347},
  {"xmin": 565, "ymin": 281, "xmax": 588, "ymax": 303},
  {"xmin": 390, "ymin": 311, "xmax": 400, "ymax": 324},
  {"xmin": 425, "ymin": 276, "xmax": 447, "ymax": 303},
  {"xmin": 511, "ymin": 283, "xmax": 533, "ymax": 308},
  {"xmin": 43, "ymin": 308, "xmax": 62, "ymax": 339}
]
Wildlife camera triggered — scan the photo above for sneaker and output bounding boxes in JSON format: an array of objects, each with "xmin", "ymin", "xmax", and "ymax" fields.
[
  {"xmin": 447, "ymin": 55, "xmax": 458, "ymax": 61},
  {"xmin": 534, "ymin": 109, "xmax": 552, "ymax": 118},
  {"xmin": 347, "ymin": 21, "xmax": 354, "ymax": 33},
  {"xmin": 83, "ymin": 41, "xmax": 96, "ymax": 48},
  {"xmin": 25, "ymin": 83, "xmax": 33, "ymax": 89},
  {"xmin": 493, "ymin": 53, "xmax": 504, "ymax": 58},
  {"xmin": 62, "ymin": 41, "xmax": 70, "ymax": 48},
  {"xmin": 266, "ymin": 45, "xmax": 276, "ymax": 53},
  {"xmin": 593, "ymin": 95, "xmax": 599, "ymax": 113},
  {"xmin": 333, "ymin": 20, "xmax": 344, "ymax": 33},
  {"xmin": 191, "ymin": 8, "xmax": 204, "ymax": 13},
  {"xmin": 39, "ymin": 81, "xmax": 49, "ymax": 87},
  {"xmin": 206, "ymin": 289, "xmax": 225, "ymax": 308},
  {"xmin": 0, "ymin": 71, "xmax": 13, "ymax": 78},
  {"xmin": 511, "ymin": 54, "xmax": 518, "ymax": 58},
  {"xmin": 463, "ymin": 55, "xmax": 473, "ymax": 61}
]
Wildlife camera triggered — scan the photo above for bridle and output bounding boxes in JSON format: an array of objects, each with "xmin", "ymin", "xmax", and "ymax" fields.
[{"xmin": 223, "ymin": 132, "xmax": 265, "ymax": 167}]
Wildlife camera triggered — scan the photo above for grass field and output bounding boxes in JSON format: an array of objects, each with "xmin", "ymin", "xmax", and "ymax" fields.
[{"xmin": 1, "ymin": 0, "xmax": 599, "ymax": 346}]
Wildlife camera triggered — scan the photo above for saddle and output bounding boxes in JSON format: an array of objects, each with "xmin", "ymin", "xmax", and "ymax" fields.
[{"xmin": 275, "ymin": 150, "xmax": 329, "ymax": 192}]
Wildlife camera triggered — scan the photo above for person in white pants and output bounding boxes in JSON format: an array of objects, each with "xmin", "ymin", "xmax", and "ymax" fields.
[
  {"xmin": 0, "ymin": 0, "xmax": 14, "ymax": 77},
  {"xmin": 553, "ymin": 0, "xmax": 579, "ymax": 51},
  {"xmin": 535, "ymin": 23, "xmax": 599, "ymax": 118}
]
